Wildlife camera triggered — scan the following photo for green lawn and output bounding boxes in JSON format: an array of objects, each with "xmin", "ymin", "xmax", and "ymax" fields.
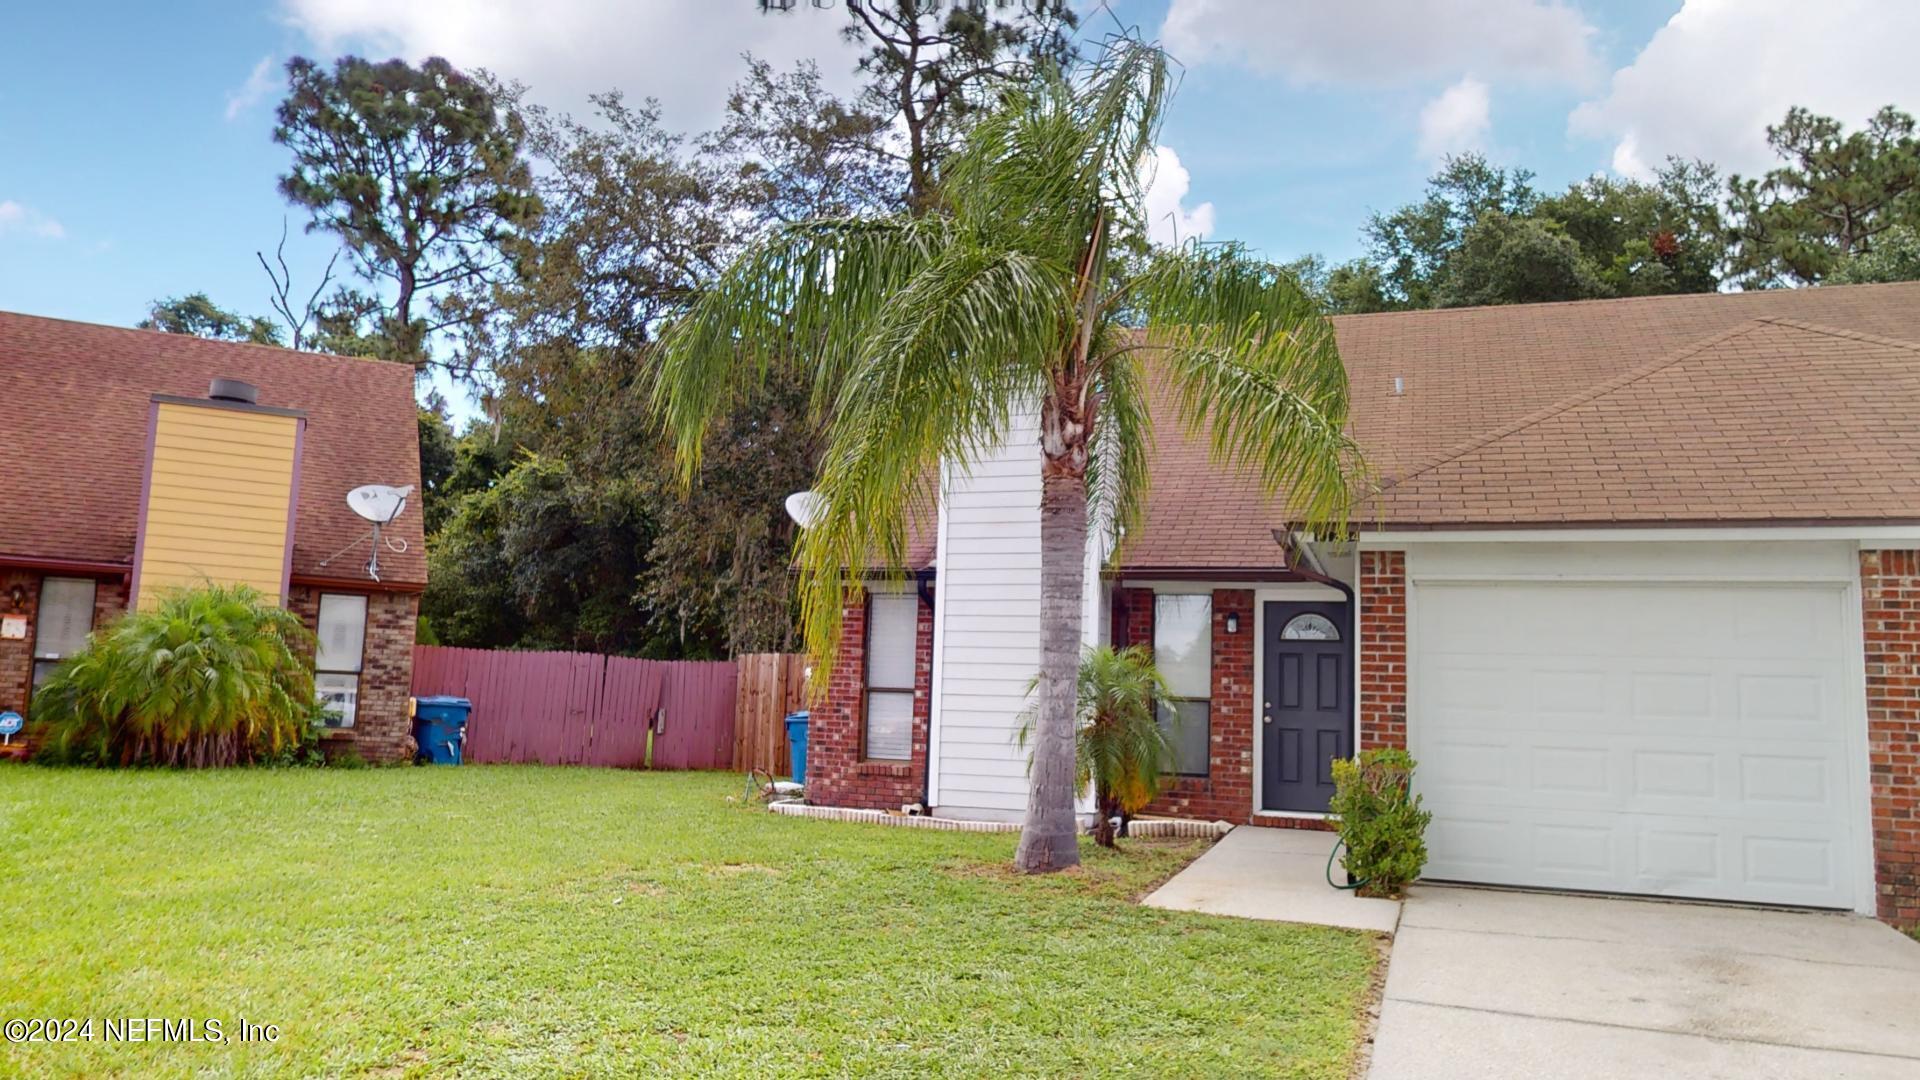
[{"xmin": 0, "ymin": 768, "xmax": 1377, "ymax": 1078}]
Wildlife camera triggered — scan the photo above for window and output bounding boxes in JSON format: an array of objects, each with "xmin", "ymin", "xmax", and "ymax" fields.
[
  {"xmin": 1154, "ymin": 593, "xmax": 1211, "ymax": 776},
  {"xmin": 314, "ymin": 593, "xmax": 368, "ymax": 728},
  {"xmin": 863, "ymin": 591, "xmax": 918, "ymax": 761},
  {"xmin": 32, "ymin": 577, "xmax": 96, "ymax": 689},
  {"xmin": 1281, "ymin": 613, "xmax": 1340, "ymax": 641}
]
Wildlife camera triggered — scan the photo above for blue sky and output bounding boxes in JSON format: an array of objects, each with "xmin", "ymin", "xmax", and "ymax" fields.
[{"xmin": 5, "ymin": 1, "xmax": 1918, "ymax": 418}]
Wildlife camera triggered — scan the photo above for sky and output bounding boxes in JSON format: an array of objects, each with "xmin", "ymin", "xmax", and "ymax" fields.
[{"xmin": 5, "ymin": 0, "xmax": 1920, "ymax": 417}]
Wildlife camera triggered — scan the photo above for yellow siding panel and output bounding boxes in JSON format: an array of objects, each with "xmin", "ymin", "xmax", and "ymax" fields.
[{"xmin": 136, "ymin": 402, "xmax": 301, "ymax": 609}]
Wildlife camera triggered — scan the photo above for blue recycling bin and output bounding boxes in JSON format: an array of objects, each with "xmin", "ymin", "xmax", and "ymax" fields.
[
  {"xmin": 412, "ymin": 696, "xmax": 472, "ymax": 765},
  {"xmin": 784, "ymin": 710, "xmax": 810, "ymax": 785}
]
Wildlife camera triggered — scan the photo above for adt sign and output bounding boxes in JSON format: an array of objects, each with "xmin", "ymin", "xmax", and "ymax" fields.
[{"xmin": 0, "ymin": 711, "xmax": 21, "ymax": 740}]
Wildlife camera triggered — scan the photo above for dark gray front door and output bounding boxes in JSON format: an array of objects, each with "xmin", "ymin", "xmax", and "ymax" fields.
[{"xmin": 1262, "ymin": 601, "xmax": 1352, "ymax": 812}]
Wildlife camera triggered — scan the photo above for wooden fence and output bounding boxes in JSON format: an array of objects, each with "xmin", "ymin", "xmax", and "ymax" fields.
[
  {"xmin": 411, "ymin": 646, "xmax": 739, "ymax": 769},
  {"xmin": 732, "ymin": 652, "xmax": 814, "ymax": 775}
]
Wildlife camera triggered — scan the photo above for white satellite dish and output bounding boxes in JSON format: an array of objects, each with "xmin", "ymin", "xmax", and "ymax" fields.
[
  {"xmin": 348, "ymin": 484, "xmax": 413, "ymax": 525},
  {"xmin": 784, "ymin": 490, "xmax": 824, "ymax": 530}
]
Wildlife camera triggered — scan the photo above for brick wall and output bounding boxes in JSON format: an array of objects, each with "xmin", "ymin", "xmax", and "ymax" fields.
[
  {"xmin": 805, "ymin": 585, "xmax": 934, "ymax": 811},
  {"xmin": 0, "ymin": 571, "xmax": 131, "ymax": 751},
  {"xmin": 1358, "ymin": 551, "xmax": 1407, "ymax": 751},
  {"xmin": 289, "ymin": 586, "xmax": 419, "ymax": 763},
  {"xmin": 1137, "ymin": 589, "xmax": 1260, "ymax": 824},
  {"xmin": 1863, "ymin": 549, "xmax": 1920, "ymax": 927}
]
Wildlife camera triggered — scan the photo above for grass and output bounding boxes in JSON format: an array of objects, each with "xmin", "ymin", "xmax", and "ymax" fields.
[{"xmin": 0, "ymin": 767, "xmax": 1378, "ymax": 1078}]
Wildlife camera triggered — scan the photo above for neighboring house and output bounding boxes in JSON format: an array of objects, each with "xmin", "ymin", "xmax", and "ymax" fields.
[
  {"xmin": 0, "ymin": 312, "xmax": 426, "ymax": 761},
  {"xmin": 805, "ymin": 282, "xmax": 1920, "ymax": 927}
]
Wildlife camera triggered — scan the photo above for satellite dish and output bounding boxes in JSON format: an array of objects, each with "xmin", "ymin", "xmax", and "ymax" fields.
[
  {"xmin": 784, "ymin": 490, "xmax": 824, "ymax": 530},
  {"xmin": 348, "ymin": 484, "xmax": 413, "ymax": 525}
]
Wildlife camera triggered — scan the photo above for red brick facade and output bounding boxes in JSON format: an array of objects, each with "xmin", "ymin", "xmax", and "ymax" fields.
[
  {"xmin": 0, "ymin": 570, "xmax": 416, "ymax": 764},
  {"xmin": 1358, "ymin": 551, "xmax": 1407, "ymax": 751},
  {"xmin": 288, "ymin": 586, "xmax": 420, "ymax": 763},
  {"xmin": 1136, "ymin": 589, "xmax": 1259, "ymax": 823},
  {"xmin": 805, "ymin": 585, "xmax": 934, "ymax": 811},
  {"xmin": 1863, "ymin": 549, "xmax": 1920, "ymax": 927}
]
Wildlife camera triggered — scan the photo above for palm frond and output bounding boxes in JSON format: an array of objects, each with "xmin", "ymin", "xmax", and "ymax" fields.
[{"xmin": 1127, "ymin": 241, "xmax": 1370, "ymax": 533}]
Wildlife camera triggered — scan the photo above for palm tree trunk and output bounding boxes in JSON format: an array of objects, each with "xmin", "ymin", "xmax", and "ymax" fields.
[{"xmin": 1014, "ymin": 454, "xmax": 1088, "ymax": 873}]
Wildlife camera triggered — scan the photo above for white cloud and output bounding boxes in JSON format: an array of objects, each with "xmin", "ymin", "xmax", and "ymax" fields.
[
  {"xmin": 280, "ymin": 0, "xmax": 865, "ymax": 129},
  {"xmin": 1417, "ymin": 76, "xmax": 1491, "ymax": 160},
  {"xmin": 225, "ymin": 55, "xmax": 279, "ymax": 121},
  {"xmin": 1139, "ymin": 145, "xmax": 1215, "ymax": 248},
  {"xmin": 0, "ymin": 200, "xmax": 65, "ymax": 240},
  {"xmin": 1160, "ymin": 0, "xmax": 1600, "ymax": 88},
  {"xmin": 1571, "ymin": 0, "xmax": 1920, "ymax": 179}
]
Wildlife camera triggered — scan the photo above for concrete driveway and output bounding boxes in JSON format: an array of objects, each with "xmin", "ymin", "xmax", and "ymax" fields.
[{"xmin": 1369, "ymin": 886, "xmax": 1920, "ymax": 1079}]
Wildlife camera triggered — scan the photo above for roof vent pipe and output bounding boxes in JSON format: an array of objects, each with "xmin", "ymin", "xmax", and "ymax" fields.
[{"xmin": 208, "ymin": 378, "xmax": 259, "ymax": 405}]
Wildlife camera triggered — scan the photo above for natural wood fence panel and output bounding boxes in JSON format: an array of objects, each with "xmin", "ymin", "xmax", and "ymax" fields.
[
  {"xmin": 732, "ymin": 652, "xmax": 811, "ymax": 774},
  {"xmin": 410, "ymin": 646, "xmax": 739, "ymax": 769}
]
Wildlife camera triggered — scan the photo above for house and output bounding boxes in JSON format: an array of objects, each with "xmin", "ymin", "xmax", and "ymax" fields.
[
  {"xmin": 803, "ymin": 281, "xmax": 1920, "ymax": 927},
  {"xmin": 0, "ymin": 312, "xmax": 426, "ymax": 760}
]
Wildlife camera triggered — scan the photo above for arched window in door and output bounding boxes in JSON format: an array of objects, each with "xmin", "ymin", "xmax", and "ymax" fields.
[{"xmin": 1280, "ymin": 613, "xmax": 1340, "ymax": 641}]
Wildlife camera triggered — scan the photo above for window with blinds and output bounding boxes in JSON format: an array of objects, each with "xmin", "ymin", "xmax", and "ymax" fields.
[
  {"xmin": 32, "ymin": 577, "xmax": 96, "ymax": 689},
  {"xmin": 1154, "ymin": 593, "xmax": 1212, "ymax": 777},
  {"xmin": 315, "ymin": 593, "xmax": 368, "ymax": 728},
  {"xmin": 864, "ymin": 592, "xmax": 918, "ymax": 761}
]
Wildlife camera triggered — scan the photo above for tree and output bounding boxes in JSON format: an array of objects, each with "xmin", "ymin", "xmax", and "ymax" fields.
[
  {"xmin": 33, "ymin": 584, "xmax": 315, "ymax": 767},
  {"xmin": 1728, "ymin": 105, "xmax": 1920, "ymax": 286},
  {"xmin": 655, "ymin": 38, "xmax": 1360, "ymax": 872},
  {"xmin": 760, "ymin": 0, "xmax": 1079, "ymax": 211},
  {"xmin": 1364, "ymin": 153, "xmax": 1539, "ymax": 309},
  {"xmin": 1435, "ymin": 213, "xmax": 1609, "ymax": 308},
  {"xmin": 1019, "ymin": 645, "xmax": 1173, "ymax": 848},
  {"xmin": 138, "ymin": 292, "xmax": 281, "ymax": 345},
  {"xmin": 1536, "ymin": 159, "xmax": 1725, "ymax": 297},
  {"xmin": 1829, "ymin": 223, "xmax": 1920, "ymax": 284},
  {"xmin": 275, "ymin": 55, "xmax": 541, "ymax": 364},
  {"xmin": 255, "ymin": 218, "xmax": 339, "ymax": 352},
  {"xmin": 703, "ymin": 56, "xmax": 905, "ymax": 223}
]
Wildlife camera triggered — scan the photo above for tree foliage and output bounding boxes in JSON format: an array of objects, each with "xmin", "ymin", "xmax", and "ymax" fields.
[
  {"xmin": 33, "ymin": 584, "xmax": 316, "ymax": 767},
  {"xmin": 1018, "ymin": 645, "xmax": 1173, "ymax": 848},
  {"xmin": 761, "ymin": 0, "xmax": 1079, "ymax": 211},
  {"xmin": 138, "ymin": 292, "xmax": 282, "ymax": 345},
  {"xmin": 275, "ymin": 55, "xmax": 540, "ymax": 364},
  {"xmin": 1728, "ymin": 105, "xmax": 1920, "ymax": 286}
]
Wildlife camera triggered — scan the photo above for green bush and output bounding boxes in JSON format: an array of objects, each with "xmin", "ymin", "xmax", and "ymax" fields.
[
  {"xmin": 1329, "ymin": 748, "xmax": 1432, "ymax": 898},
  {"xmin": 32, "ymin": 584, "xmax": 317, "ymax": 767}
]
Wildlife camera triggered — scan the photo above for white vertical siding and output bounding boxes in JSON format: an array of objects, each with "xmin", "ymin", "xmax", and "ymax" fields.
[{"xmin": 929, "ymin": 410, "xmax": 1045, "ymax": 819}]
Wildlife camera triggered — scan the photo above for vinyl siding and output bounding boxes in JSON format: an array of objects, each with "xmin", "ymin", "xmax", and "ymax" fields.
[
  {"xmin": 134, "ymin": 402, "xmax": 301, "ymax": 607},
  {"xmin": 929, "ymin": 410, "xmax": 1044, "ymax": 816}
]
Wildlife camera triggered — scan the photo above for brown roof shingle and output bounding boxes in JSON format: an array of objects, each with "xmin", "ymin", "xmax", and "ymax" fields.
[
  {"xmin": 1122, "ymin": 282, "xmax": 1920, "ymax": 571},
  {"xmin": 0, "ymin": 311, "xmax": 426, "ymax": 588}
]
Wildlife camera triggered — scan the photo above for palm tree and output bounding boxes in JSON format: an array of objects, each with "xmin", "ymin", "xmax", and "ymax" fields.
[
  {"xmin": 654, "ymin": 35, "xmax": 1360, "ymax": 872},
  {"xmin": 34, "ymin": 584, "xmax": 316, "ymax": 767},
  {"xmin": 1020, "ymin": 645, "xmax": 1175, "ymax": 848}
]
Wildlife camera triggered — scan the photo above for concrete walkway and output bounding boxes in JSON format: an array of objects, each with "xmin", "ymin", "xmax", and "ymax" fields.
[
  {"xmin": 1140, "ymin": 825, "xmax": 1401, "ymax": 933},
  {"xmin": 1370, "ymin": 886, "xmax": 1920, "ymax": 1079}
]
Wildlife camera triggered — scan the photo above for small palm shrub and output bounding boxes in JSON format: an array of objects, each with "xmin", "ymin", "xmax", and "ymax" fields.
[
  {"xmin": 1021, "ymin": 645, "xmax": 1175, "ymax": 848},
  {"xmin": 33, "ymin": 584, "xmax": 317, "ymax": 767},
  {"xmin": 1329, "ymin": 748, "xmax": 1432, "ymax": 898}
]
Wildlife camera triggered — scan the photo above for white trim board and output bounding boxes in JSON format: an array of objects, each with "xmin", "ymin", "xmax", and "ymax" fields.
[{"xmin": 1250, "ymin": 585, "xmax": 1356, "ymax": 820}]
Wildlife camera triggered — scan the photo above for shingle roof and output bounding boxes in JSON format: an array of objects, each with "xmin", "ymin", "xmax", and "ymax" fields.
[
  {"xmin": 0, "ymin": 311, "xmax": 427, "ymax": 588},
  {"xmin": 1121, "ymin": 282, "xmax": 1920, "ymax": 571}
]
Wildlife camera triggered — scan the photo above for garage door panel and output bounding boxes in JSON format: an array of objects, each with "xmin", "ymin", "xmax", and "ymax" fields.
[{"xmin": 1412, "ymin": 580, "xmax": 1860, "ymax": 908}]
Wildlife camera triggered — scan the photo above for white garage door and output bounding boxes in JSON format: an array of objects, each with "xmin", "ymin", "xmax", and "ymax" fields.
[{"xmin": 1412, "ymin": 580, "xmax": 1863, "ymax": 909}]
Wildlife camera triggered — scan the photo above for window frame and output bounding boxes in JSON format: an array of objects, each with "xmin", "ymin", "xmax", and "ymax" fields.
[
  {"xmin": 314, "ymin": 593, "xmax": 369, "ymax": 729},
  {"xmin": 861, "ymin": 589, "xmax": 918, "ymax": 763},
  {"xmin": 31, "ymin": 576, "xmax": 97, "ymax": 690},
  {"xmin": 1153, "ymin": 593, "xmax": 1213, "ymax": 778}
]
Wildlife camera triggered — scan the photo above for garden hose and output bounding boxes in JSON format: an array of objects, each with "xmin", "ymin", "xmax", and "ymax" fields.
[{"xmin": 1326, "ymin": 838, "xmax": 1369, "ymax": 892}]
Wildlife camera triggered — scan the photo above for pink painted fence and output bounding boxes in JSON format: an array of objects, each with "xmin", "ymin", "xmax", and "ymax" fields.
[{"xmin": 410, "ymin": 646, "xmax": 738, "ymax": 769}]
